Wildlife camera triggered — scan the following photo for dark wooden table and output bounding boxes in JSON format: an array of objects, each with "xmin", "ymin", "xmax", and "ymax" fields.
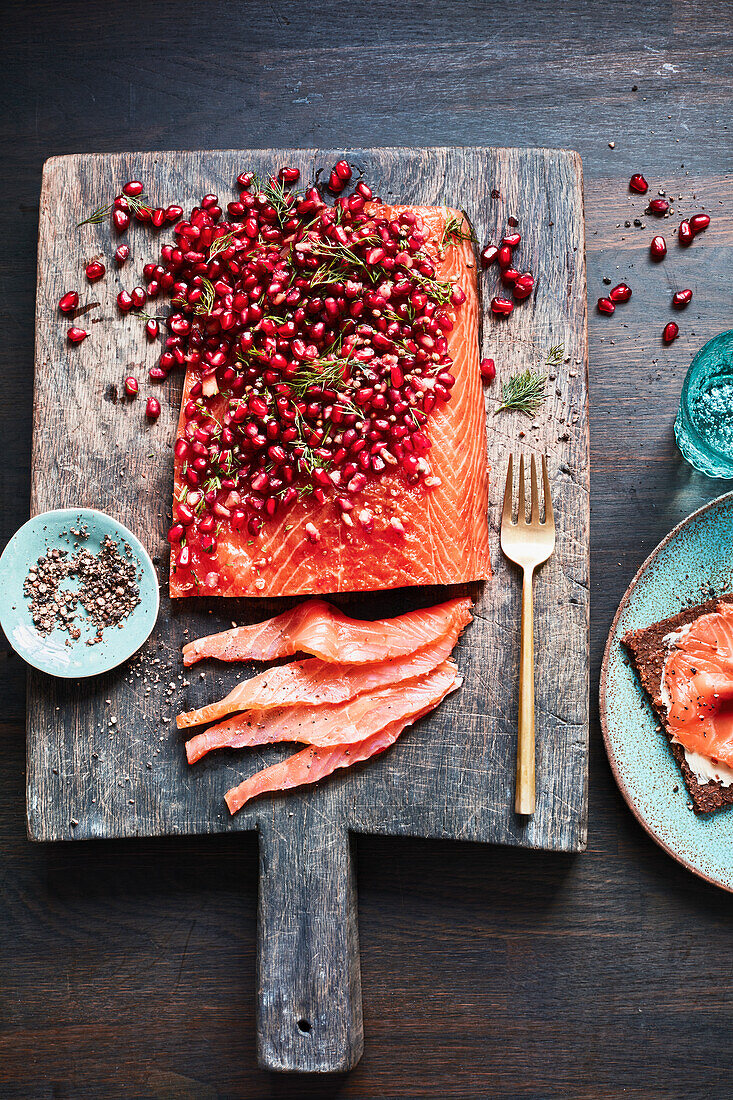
[{"xmin": 1, "ymin": 2, "xmax": 731, "ymax": 1096}]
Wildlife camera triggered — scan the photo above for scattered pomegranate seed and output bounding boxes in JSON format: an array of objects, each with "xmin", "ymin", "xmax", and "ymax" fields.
[
  {"xmin": 491, "ymin": 297, "xmax": 514, "ymax": 316},
  {"xmin": 124, "ymin": 376, "xmax": 139, "ymax": 396},
  {"xmin": 146, "ymin": 396, "xmax": 161, "ymax": 420},
  {"xmin": 480, "ymin": 357, "xmax": 496, "ymax": 383},
  {"xmin": 151, "ymin": 207, "xmax": 166, "ymax": 228},
  {"xmin": 114, "ymin": 244, "xmax": 129, "ymax": 265},
  {"xmin": 690, "ymin": 213, "xmax": 710, "ymax": 234},
  {"xmin": 501, "ymin": 232, "xmax": 521, "ymax": 248},
  {"xmin": 167, "ymin": 524, "xmax": 184, "ymax": 543},
  {"xmin": 649, "ymin": 236, "xmax": 667, "ymax": 261},
  {"xmin": 663, "ymin": 321, "xmax": 679, "ymax": 343},
  {"xmin": 145, "ymin": 319, "xmax": 159, "ymax": 340},
  {"xmin": 166, "ymin": 205, "xmax": 183, "ymax": 223},
  {"xmin": 117, "ymin": 290, "xmax": 133, "ymax": 312},
  {"xmin": 278, "ymin": 166, "xmax": 300, "ymax": 183},
  {"xmin": 480, "ymin": 244, "xmax": 499, "ymax": 267},
  {"xmin": 629, "ymin": 174, "xmax": 648, "ymax": 194},
  {"xmin": 512, "ymin": 273, "xmax": 535, "ymax": 300},
  {"xmin": 85, "ymin": 260, "xmax": 105, "ymax": 282},
  {"xmin": 678, "ymin": 220, "xmax": 693, "ymax": 246},
  {"xmin": 131, "ymin": 287, "xmax": 147, "ymax": 308},
  {"xmin": 58, "ymin": 291, "xmax": 79, "ymax": 314},
  {"xmin": 647, "ymin": 198, "xmax": 669, "ymax": 216},
  {"xmin": 123, "ymin": 180, "xmax": 144, "ymax": 197},
  {"xmin": 672, "ymin": 289, "xmax": 693, "ymax": 309},
  {"xmin": 609, "ymin": 283, "xmax": 632, "ymax": 303},
  {"xmin": 113, "ymin": 209, "xmax": 130, "ymax": 233},
  {"xmin": 67, "ymin": 326, "xmax": 88, "ymax": 343},
  {"xmin": 501, "ymin": 267, "xmax": 521, "ymax": 287},
  {"xmin": 497, "ymin": 245, "xmax": 513, "ymax": 269},
  {"xmin": 597, "ymin": 297, "xmax": 615, "ymax": 315}
]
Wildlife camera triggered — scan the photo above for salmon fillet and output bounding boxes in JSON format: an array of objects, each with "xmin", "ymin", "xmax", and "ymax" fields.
[
  {"xmin": 170, "ymin": 204, "xmax": 489, "ymax": 598},
  {"xmin": 182, "ymin": 595, "xmax": 472, "ymax": 667},
  {"xmin": 185, "ymin": 660, "xmax": 459, "ymax": 762},
  {"xmin": 177, "ymin": 619, "xmax": 468, "ymax": 729},
  {"xmin": 224, "ymin": 698, "xmax": 451, "ymax": 815}
]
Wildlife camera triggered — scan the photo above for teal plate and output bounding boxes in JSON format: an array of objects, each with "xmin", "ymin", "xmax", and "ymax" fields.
[
  {"xmin": 0, "ymin": 508, "xmax": 160, "ymax": 678},
  {"xmin": 600, "ymin": 491, "xmax": 733, "ymax": 892}
]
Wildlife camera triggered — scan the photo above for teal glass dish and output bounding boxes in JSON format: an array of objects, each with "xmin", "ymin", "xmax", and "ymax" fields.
[
  {"xmin": 674, "ymin": 330, "xmax": 733, "ymax": 477},
  {"xmin": 0, "ymin": 508, "xmax": 159, "ymax": 678}
]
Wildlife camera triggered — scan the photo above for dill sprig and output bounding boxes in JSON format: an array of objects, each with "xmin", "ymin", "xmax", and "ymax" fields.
[
  {"xmin": 193, "ymin": 277, "xmax": 216, "ymax": 315},
  {"xmin": 77, "ymin": 193, "xmax": 151, "ymax": 228},
  {"xmin": 251, "ymin": 173, "xmax": 297, "ymax": 227},
  {"xmin": 494, "ymin": 369, "xmax": 547, "ymax": 417},
  {"xmin": 545, "ymin": 343, "xmax": 565, "ymax": 368},
  {"xmin": 287, "ymin": 357, "xmax": 350, "ymax": 399},
  {"xmin": 208, "ymin": 230, "xmax": 239, "ymax": 259},
  {"xmin": 439, "ymin": 212, "xmax": 477, "ymax": 252}
]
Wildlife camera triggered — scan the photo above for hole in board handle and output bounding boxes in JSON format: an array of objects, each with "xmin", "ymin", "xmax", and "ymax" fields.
[{"xmin": 296, "ymin": 1018, "xmax": 312, "ymax": 1035}]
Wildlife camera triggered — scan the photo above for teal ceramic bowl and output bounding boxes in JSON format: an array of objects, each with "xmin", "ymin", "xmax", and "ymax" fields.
[
  {"xmin": 674, "ymin": 330, "xmax": 733, "ymax": 478},
  {"xmin": 0, "ymin": 508, "xmax": 159, "ymax": 678},
  {"xmin": 600, "ymin": 491, "xmax": 733, "ymax": 892}
]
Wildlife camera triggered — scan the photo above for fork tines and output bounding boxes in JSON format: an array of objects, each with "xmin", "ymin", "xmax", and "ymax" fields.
[{"xmin": 502, "ymin": 454, "xmax": 553, "ymax": 527}]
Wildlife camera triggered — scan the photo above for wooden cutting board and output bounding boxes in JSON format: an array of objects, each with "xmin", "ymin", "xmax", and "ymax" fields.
[{"xmin": 28, "ymin": 146, "xmax": 588, "ymax": 1072}]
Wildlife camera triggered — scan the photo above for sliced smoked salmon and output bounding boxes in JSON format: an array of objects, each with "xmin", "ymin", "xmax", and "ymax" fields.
[
  {"xmin": 169, "ymin": 201, "xmax": 489, "ymax": 599},
  {"xmin": 182, "ymin": 595, "xmax": 472, "ymax": 667},
  {"xmin": 224, "ymin": 700, "xmax": 449, "ymax": 815},
  {"xmin": 177, "ymin": 618, "xmax": 468, "ymax": 729},
  {"xmin": 663, "ymin": 601, "xmax": 733, "ymax": 768},
  {"xmin": 185, "ymin": 660, "xmax": 459, "ymax": 763}
]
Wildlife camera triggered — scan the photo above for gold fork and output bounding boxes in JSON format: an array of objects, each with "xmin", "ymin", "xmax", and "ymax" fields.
[{"xmin": 500, "ymin": 455, "xmax": 556, "ymax": 815}]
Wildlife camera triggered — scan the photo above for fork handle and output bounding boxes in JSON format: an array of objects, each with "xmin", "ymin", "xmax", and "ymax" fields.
[{"xmin": 516, "ymin": 565, "xmax": 536, "ymax": 815}]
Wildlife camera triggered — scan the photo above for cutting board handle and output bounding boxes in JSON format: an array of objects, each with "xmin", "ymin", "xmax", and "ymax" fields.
[{"xmin": 256, "ymin": 821, "xmax": 364, "ymax": 1072}]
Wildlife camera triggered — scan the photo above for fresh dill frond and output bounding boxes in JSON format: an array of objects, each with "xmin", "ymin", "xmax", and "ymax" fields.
[
  {"xmin": 494, "ymin": 369, "xmax": 547, "ymax": 417},
  {"xmin": 439, "ymin": 213, "xmax": 477, "ymax": 252},
  {"xmin": 545, "ymin": 343, "xmax": 565, "ymax": 369},
  {"xmin": 193, "ymin": 277, "xmax": 216, "ymax": 316},
  {"xmin": 208, "ymin": 230, "xmax": 238, "ymax": 259},
  {"xmin": 77, "ymin": 192, "xmax": 151, "ymax": 228}
]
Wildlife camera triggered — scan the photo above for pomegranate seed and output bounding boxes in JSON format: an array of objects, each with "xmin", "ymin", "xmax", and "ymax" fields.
[
  {"xmin": 166, "ymin": 205, "xmax": 183, "ymax": 223},
  {"xmin": 501, "ymin": 232, "xmax": 521, "ymax": 249},
  {"xmin": 152, "ymin": 207, "xmax": 166, "ymax": 228},
  {"xmin": 629, "ymin": 174, "xmax": 648, "ymax": 194},
  {"xmin": 177, "ymin": 546, "xmax": 191, "ymax": 567},
  {"xmin": 663, "ymin": 322, "xmax": 679, "ymax": 344},
  {"xmin": 58, "ymin": 291, "xmax": 79, "ymax": 314},
  {"xmin": 480, "ymin": 357, "xmax": 496, "ymax": 383},
  {"xmin": 497, "ymin": 245, "xmax": 513, "ymax": 269},
  {"xmin": 113, "ymin": 209, "xmax": 130, "ymax": 233},
  {"xmin": 480, "ymin": 244, "xmax": 499, "ymax": 267},
  {"xmin": 85, "ymin": 260, "xmax": 105, "ymax": 282},
  {"xmin": 678, "ymin": 220, "xmax": 693, "ymax": 246},
  {"xmin": 114, "ymin": 244, "xmax": 130, "ymax": 265},
  {"xmin": 501, "ymin": 267, "xmax": 521, "ymax": 287},
  {"xmin": 167, "ymin": 524, "xmax": 184, "ymax": 544},
  {"xmin": 117, "ymin": 290, "xmax": 133, "ymax": 312},
  {"xmin": 647, "ymin": 198, "xmax": 669, "ymax": 216},
  {"xmin": 491, "ymin": 297, "xmax": 514, "ymax": 316},
  {"xmin": 67, "ymin": 326, "xmax": 88, "ymax": 344},
  {"xmin": 649, "ymin": 236, "xmax": 667, "ymax": 261},
  {"xmin": 690, "ymin": 213, "xmax": 710, "ymax": 234},
  {"xmin": 146, "ymin": 319, "xmax": 159, "ymax": 340},
  {"xmin": 146, "ymin": 397, "xmax": 161, "ymax": 419},
  {"xmin": 609, "ymin": 283, "xmax": 632, "ymax": 303},
  {"xmin": 597, "ymin": 297, "xmax": 615, "ymax": 315},
  {"xmin": 123, "ymin": 180, "xmax": 144, "ymax": 196},
  {"xmin": 672, "ymin": 289, "xmax": 693, "ymax": 309},
  {"xmin": 278, "ymin": 166, "xmax": 300, "ymax": 183},
  {"xmin": 512, "ymin": 273, "xmax": 535, "ymax": 300},
  {"xmin": 131, "ymin": 287, "xmax": 147, "ymax": 308},
  {"xmin": 124, "ymin": 375, "xmax": 139, "ymax": 396}
]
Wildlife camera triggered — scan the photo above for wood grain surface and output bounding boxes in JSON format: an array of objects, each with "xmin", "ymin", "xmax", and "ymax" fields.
[
  {"xmin": 1, "ymin": 0, "xmax": 731, "ymax": 1095},
  {"xmin": 28, "ymin": 144, "xmax": 588, "ymax": 1070}
]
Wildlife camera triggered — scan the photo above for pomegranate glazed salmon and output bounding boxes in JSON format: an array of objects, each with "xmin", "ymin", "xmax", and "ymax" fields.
[
  {"xmin": 185, "ymin": 660, "xmax": 459, "ymax": 762},
  {"xmin": 663, "ymin": 601, "xmax": 733, "ymax": 768},
  {"xmin": 177, "ymin": 618, "xmax": 468, "ymax": 729},
  {"xmin": 169, "ymin": 197, "xmax": 489, "ymax": 598},
  {"xmin": 182, "ymin": 595, "xmax": 472, "ymax": 667}
]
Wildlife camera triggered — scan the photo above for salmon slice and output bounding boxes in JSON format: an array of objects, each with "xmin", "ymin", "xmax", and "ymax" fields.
[
  {"xmin": 185, "ymin": 660, "xmax": 459, "ymax": 762},
  {"xmin": 182, "ymin": 595, "xmax": 472, "ymax": 667},
  {"xmin": 170, "ymin": 204, "xmax": 489, "ymax": 598},
  {"xmin": 663, "ymin": 601, "xmax": 733, "ymax": 768},
  {"xmin": 223, "ymin": 678, "xmax": 461, "ymax": 814},
  {"xmin": 177, "ymin": 616, "xmax": 468, "ymax": 729}
]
